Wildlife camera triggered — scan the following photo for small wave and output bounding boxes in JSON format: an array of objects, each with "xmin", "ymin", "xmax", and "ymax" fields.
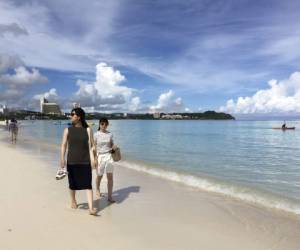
[{"xmin": 117, "ymin": 160, "xmax": 300, "ymax": 216}]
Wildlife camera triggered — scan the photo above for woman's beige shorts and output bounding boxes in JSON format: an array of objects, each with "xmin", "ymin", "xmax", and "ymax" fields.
[{"xmin": 97, "ymin": 153, "xmax": 114, "ymax": 176}]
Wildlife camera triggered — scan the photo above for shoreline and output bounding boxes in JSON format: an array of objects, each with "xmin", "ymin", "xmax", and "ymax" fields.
[
  {"xmin": 3, "ymin": 125, "xmax": 300, "ymax": 217},
  {"xmin": 1, "ymin": 129, "xmax": 300, "ymax": 249},
  {"xmin": 2, "ymin": 126, "xmax": 300, "ymax": 217}
]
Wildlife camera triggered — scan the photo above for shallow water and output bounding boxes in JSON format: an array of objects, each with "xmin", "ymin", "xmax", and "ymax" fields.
[{"xmin": 18, "ymin": 120, "xmax": 300, "ymax": 215}]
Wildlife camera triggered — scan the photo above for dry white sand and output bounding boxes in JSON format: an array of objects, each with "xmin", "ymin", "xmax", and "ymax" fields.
[{"xmin": 0, "ymin": 129, "xmax": 300, "ymax": 250}]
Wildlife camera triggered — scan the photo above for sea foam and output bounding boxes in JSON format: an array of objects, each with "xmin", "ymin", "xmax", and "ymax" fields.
[{"xmin": 117, "ymin": 160, "xmax": 300, "ymax": 216}]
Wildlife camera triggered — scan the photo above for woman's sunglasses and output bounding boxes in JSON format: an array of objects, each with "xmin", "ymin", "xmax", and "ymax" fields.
[{"xmin": 70, "ymin": 113, "xmax": 76, "ymax": 117}]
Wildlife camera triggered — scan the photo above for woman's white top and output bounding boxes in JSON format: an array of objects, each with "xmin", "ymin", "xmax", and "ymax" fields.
[{"xmin": 94, "ymin": 130, "xmax": 113, "ymax": 154}]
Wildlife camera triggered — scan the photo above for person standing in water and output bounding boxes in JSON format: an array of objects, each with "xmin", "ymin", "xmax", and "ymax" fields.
[
  {"xmin": 60, "ymin": 108, "xmax": 97, "ymax": 215},
  {"xmin": 282, "ymin": 121, "xmax": 286, "ymax": 129},
  {"xmin": 8, "ymin": 118, "xmax": 18, "ymax": 143},
  {"xmin": 94, "ymin": 118, "xmax": 117, "ymax": 203}
]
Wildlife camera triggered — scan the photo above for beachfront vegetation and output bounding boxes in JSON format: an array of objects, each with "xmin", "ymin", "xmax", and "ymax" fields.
[
  {"xmin": 0, "ymin": 110, "xmax": 234, "ymax": 120},
  {"xmin": 86, "ymin": 111, "xmax": 234, "ymax": 120}
]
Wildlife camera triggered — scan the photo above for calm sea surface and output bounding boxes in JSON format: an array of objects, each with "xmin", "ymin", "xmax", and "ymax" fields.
[{"xmin": 19, "ymin": 120, "xmax": 300, "ymax": 215}]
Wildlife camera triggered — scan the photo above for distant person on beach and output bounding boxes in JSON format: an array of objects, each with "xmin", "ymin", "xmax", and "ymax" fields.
[
  {"xmin": 5, "ymin": 119, "xmax": 9, "ymax": 130},
  {"xmin": 282, "ymin": 121, "xmax": 286, "ymax": 129},
  {"xmin": 94, "ymin": 118, "xmax": 117, "ymax": 203},
  {"xmin": 60, "ymin": 107, "xmax": 97, "ymax": 215},
  {"xmin": 8, "ymin": 118, "xmax": 18, "ymax": 143}
]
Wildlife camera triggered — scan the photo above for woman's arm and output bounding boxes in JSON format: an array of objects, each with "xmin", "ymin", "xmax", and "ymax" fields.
[
  {"xmin": 87, "ymin": 127, "xmax": 96, "ymax": 169},
  {"xmin": 110, "ymin": 134, "xmax": 117, "ymax": 150},
  {"xmin": 93, "ymin": 132, "xmax": 97, "ymax": 157},
  {"xmin": 60, "ymin": 128, "xmax": 68, "ymax": 169},
  {"xmin": 87, "ymin": 127, "xmax": 95, "ymax": 149}
]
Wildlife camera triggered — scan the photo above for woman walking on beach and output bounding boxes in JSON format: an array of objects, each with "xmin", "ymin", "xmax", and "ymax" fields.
[
  {"xmin": 60, "ymin": 107, "xmax": 97, "ymax": 215},
  {"xmin": 94, "ymin": 118, "xmax": 117, "ymax": 203},
  {"xmin": 8, "ymin": 118, "xmax": 18, "ymax": 143}
]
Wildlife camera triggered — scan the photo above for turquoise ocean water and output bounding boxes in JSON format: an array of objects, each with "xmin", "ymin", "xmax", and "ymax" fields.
[{"xmin": 19, "ymin": 120, "xmax": 300, "ymax": 215}]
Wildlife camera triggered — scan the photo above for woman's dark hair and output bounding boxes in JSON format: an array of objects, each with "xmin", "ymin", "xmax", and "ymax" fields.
[
  {"xmin": 71, "ymin": 108, "xmax": 89, "ymax": 128},
  {"xmin": 98, "ymin": 117, "xmax": 109, "ymax": 131}
]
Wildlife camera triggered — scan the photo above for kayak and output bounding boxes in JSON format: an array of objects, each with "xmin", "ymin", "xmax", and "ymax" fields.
[{"xmin": 272, "ymin": 127, "xmax": 296, "ymax": 130}]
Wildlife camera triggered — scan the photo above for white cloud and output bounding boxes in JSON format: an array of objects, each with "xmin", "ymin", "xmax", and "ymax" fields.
[
  {"xmin": 175, "ymin": 97, "xmax": 182, "ymax": 106},
  {"xmin": 220, "ymin": 72, "xmax": 300, "ymax": 114},
  {"xmin": 0, "ymin": 0, "xmax": 278, "ymax": 96},
  {"xmin": 94, "ymin": 63, "xmax": 130, "ymax": 97},
  {"xmin": 0, "ymin": 66, "xmax": 47, "ymax": 86},
  {"xmin": 129, "ymin": 97, "xmax": 141, "ymax": 112},
  {"xmin": 0, "ymin": 0, "xmax": 121, "ymax": 72},
  {"xmin": 73, "ymin": 62, "xmax": 137, "ymax": 111},
  {"xmin": 0, "ymin": 54, "xmax": 23, "ymax": 73},
  {"xmin": 3, "ymin": 0, "xmax": 300, "ymax": 101},
  {"xmin": 33, "ymin": 88, "xmax": 58, "ymax": 101},
  {"xmin": 159, "ymin": 90, "xmax": 173, "ymax": 105},
  {"xmin": 0, "ymin": 0, "xmax": 263, "ymax": 94},
  {"xmin": 150, "ymin": 90, "xmax": 185, "ymax": 113},
  {"xmin": 0, "ymin": 54, "xmax": 48, "ymax": 105}
]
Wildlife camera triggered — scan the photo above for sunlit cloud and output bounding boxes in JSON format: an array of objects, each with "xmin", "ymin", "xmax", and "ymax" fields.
[
  {"xmin": 149, "ymin": 90, "xmax": 185, "ymax": 113},
  {"xmin": 220, "ymin": 72, "xmax": 300, "ymax": 114}
]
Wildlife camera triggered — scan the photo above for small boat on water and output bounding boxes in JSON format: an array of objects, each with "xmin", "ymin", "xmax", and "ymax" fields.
[{"xmin": 272, "ymin": 127, "xmax": 296, "ymax": 130}]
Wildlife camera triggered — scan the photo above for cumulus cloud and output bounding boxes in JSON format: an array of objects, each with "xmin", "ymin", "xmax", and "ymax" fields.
[
  {"xmin": 219, "ymin": 72, "xmax": 300, "ymax": 114},
  {"xmin": 0, "ymin": 66, "xmax": 48, "ymax": 86},
  {"xmin": 0, "ymin": 54, "xmax": 23, "ymax": 73},
  {"xmin": 128, "ymin": 97, "xmax": 141, "ymax": 112},
  {"xmin": 33, "ymin": 88, "xmax": 58, "ymax": 101},
  {"xmin": 149, "ymin": 90, "xmax": 185, "ymax": 113},
  {"xmin": 0, "ymin": 54, "xmax": 48, "ymax": 105},
  {"xmin": 73, "ymin": 62, "xmax": 138, "ymax": 111}
]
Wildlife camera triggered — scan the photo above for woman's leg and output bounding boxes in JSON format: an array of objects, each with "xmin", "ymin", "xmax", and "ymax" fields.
[
  {"xmin": 13, "ymin": 131, "xmax": 17, "ymax": 142},
  {"xmin": 10, "ymin": 131, "xmax": 14, "ymax": 142},
  {"xmin": 107, "ymin": 173, "xmax": 115, "ymax": 202},
  {"xmin": 86, "ymin": 189, "xmax": 96, "ymax": 215},
  {"xmin": 15, "ymin": 130, "xmax": 18, "ymax": 142},
  {"xmin": 69, "ymin": 189, "xmax": 77, "ymax": 208},
  {"xmin": 95, "ymin": 175, "xmax": 103, "ymax": 198}
]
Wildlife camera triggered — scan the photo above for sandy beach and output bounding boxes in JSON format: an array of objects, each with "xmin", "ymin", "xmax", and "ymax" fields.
[{"xmin": 0, "ymin": 128, "xmax": 300, "ymax": 250}]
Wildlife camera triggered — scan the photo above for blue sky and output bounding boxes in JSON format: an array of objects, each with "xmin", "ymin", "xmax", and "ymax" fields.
[{"xmin": 1, "ymin": 0, "xmax": 300, "ymax": 114}]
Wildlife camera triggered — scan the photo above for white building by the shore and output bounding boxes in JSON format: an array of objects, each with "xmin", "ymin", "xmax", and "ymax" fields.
[
  {"xmin": 0, "ymin": 104, "xmax": 8, "ymax": 115},
  {"xmin": 161, "ymin": 114, "xmax": 183, "ymax": 119},
  {"xmin": 40, "ymin": 97, "xmax": 61, "ymax": 115},
  {"xmin": 72, "ymin": 102, "xmax": 81, "ymax": 108},
  {"xmin": 153, "ymin": 112, "xmax": 161, "ymax": 119}
]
